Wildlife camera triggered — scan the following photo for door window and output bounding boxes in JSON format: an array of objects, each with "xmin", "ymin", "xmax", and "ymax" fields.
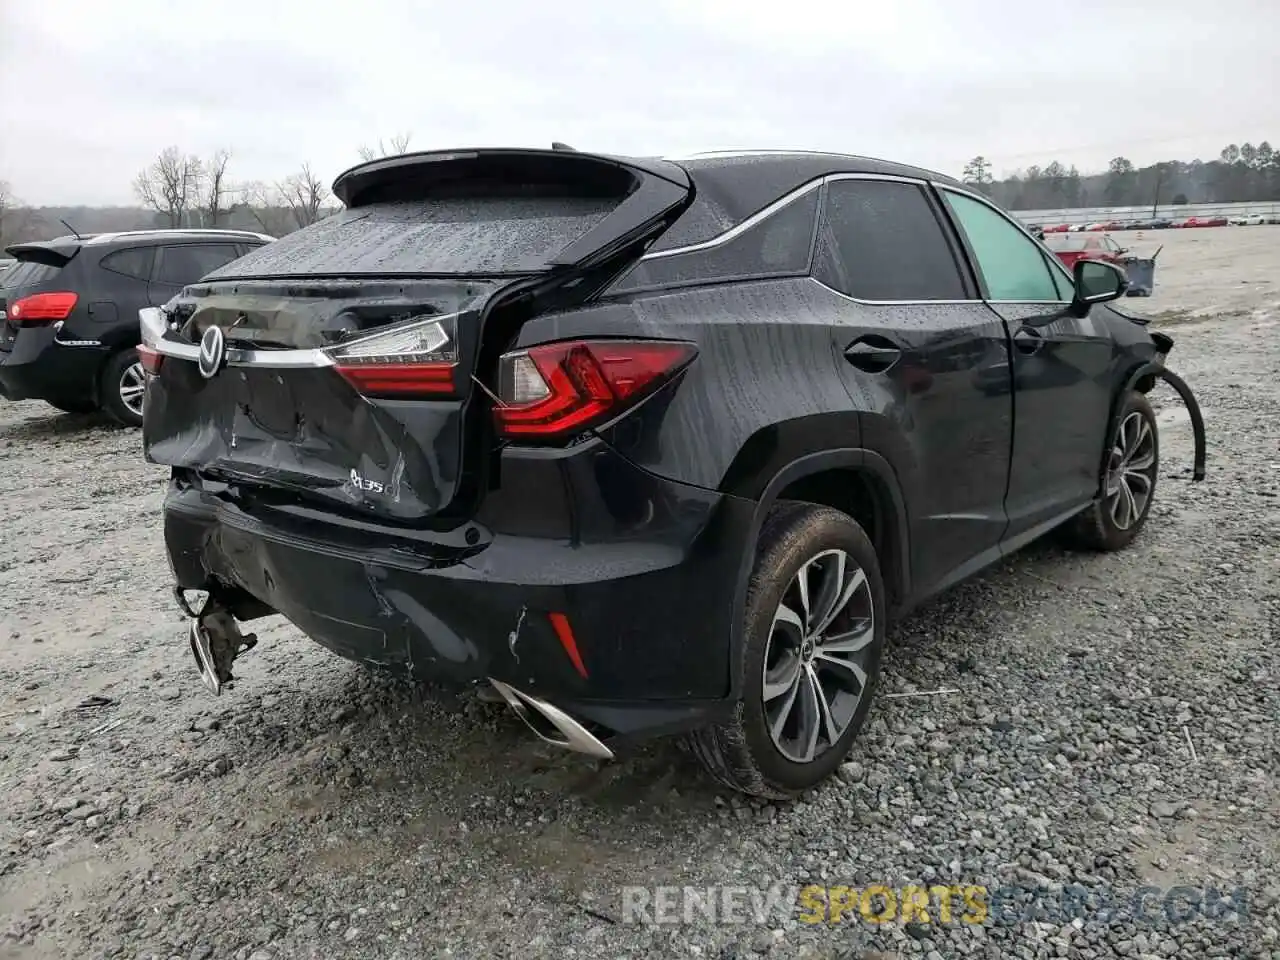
[
  {"xmin": 942, "ymin": 191, "xmax": 1061, "ymax": 302},
  {"xmin": 815, "ymin": 179, "xmax": 968, "ymax": 301},
  {"xmin": 155, "ymin": 244, "xmax": 242, "ymax": 285}
]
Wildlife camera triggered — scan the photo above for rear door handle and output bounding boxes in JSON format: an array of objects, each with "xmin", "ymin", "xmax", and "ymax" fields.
[
  {"xmin": 1013, "ymin": 327, "xmax": 1044, "ymax": 354},
  {"xmin": 844, "ymin": 338, "xmax": 902, "ymax": 373}
]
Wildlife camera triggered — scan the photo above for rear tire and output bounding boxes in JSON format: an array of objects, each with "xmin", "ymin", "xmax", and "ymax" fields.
[
  {"xmin": 100, "ymin": 348, "xmax": 146, "ymax": 427},
  {"xmin": 685, "ymin": 502, "xmax": 886, "ymax": 799},
  {"xmin": 1063, "ymin": 390, "xmax": 1159, "ymax": 551}
]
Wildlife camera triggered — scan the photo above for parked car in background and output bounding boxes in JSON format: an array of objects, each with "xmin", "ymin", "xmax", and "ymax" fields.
[
  {"xmin": 1043, "ymin": 231, "xmax": 1128, "ymax": 270},
  {"xmin": 1179, "ymin": 216, "xmax": 1228, "ymax": 228},
  {"xmin": 140, "ymin": 146, "xmax": 1201, "ymax": 798},
  {"xmin": 1043, "ymin": 223, "xmax": 1072, "ymax": 233},
  {"xmin": 0, "ymin": 229, "xmax": 271, "ymax": 425}
]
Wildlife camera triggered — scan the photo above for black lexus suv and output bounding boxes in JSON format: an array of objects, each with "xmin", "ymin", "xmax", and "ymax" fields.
[
  {"xmin": 0, "ymin": 228, "xmax": 271, "ymax": 425},
  {"xmin": 141, "ymin": 148, "xmax": 1204, "ymax": 798}
]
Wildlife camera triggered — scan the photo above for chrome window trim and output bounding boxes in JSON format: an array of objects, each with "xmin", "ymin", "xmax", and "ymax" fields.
[
  {"xmin": 809, "ymin": 276, "xmax": 983, "ymax": 307},
  {"xmin": 932, "ymin": 182, "xmax": 1076, "ymax": 305},
  {"xmin": 640, "ymin": 172, "xmax": 927, "ymax": 262}
]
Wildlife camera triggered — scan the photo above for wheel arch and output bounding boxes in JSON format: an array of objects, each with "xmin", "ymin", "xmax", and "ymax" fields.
[{"xmin": 723, "ymin": 447, "xmax": 911, "ymax": 698}]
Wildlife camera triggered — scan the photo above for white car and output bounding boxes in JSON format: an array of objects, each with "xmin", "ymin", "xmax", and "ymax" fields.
[
  {"xmin": 1228, "ymin": 216, "xmax": 1247, "ymax": 226},
  {"xmin": 1245, "ymin": 214, "xmax": 1266, "ymax": 226}
]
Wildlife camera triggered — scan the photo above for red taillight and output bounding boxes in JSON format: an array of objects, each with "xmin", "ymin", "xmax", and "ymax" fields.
[
  {"xmin": 495, "ymin": 339, "xmax": 696, "ymax": 439},
  {"xmin": 334, "ymin": 362, "xmax": 455, "ymax": 396},
  {"xmin": 9, "ymin": 292, "xmax": 78, "ymax": 324},
  {"xmin": 137, "ymin": 343, "xmax": 164, "ymax": 375},
  {"xmin": 326, "ymin": 313, "xmax": 459, "ymax": 398}
]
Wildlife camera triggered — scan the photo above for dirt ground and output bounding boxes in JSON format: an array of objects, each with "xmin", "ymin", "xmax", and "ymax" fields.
[{"xmin": 1, "ymin": 226, "xmax": 1277, "ymax": 959}]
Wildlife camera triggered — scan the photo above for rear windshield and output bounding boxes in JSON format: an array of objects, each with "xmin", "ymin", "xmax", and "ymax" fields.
[
  {"xmin": 1, "ymin": 260, "xmax": 63, "ymax": 289},
  {"xmin": 206, "ymin": 196, "xmax": 617, "ymax": 279}
]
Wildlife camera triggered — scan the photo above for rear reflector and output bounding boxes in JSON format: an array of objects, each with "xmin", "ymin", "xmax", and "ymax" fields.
[
  {"xmin": 495, "ymin": 339, "xmax": 696, "ymax": 439},
  {"xmin": 326, "ymin": 313, "xmax": 459, "ymax": 398},
  {"xmin": 9, "ymin": 292, "xmax": 78, "ymax": 323},
  {"xmin": 137, "ymin": 343, "xmax": 163, "ymax": 375},
  {"xmin": 547, "ymin": 612, "xmax": 588, "ymax": 679}
]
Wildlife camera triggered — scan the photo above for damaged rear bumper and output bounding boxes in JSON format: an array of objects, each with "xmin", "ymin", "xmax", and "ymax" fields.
[{"xmin": 162, "ymin": 440, "xmax": 754, "ymax": 740}]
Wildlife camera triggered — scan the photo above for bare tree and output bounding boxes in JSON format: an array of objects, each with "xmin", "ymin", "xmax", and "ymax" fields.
[
  {"xmin": 277, "ymin": 163, "xmax": 330, "ymax": 230},
  {"xmin": 133, "ymin": 147, "xmax": 203, "ymax": 227},
  {"xmin": 201, "ymin": 149, "xmax": 232, "ymax": 227},
  {"xmin": 0, "ymin": 179, "xmax": 12, "ymax": 245},
  {"xmin": 240, "ymin": 181, "xmax": 296, "ymax": 237},
  {"xmin": 357, "ymin": 132, "xmax": 413, "ymax": 162}
]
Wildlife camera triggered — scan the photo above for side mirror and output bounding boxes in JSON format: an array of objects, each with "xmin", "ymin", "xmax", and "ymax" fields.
[{"xmin": 1073, "ymin": 259, "xmax": 1129, "ymax": 308}]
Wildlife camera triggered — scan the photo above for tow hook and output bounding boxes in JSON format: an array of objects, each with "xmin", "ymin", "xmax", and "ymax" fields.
[{"xmin": 177, "ymin": 588, "xmax": 257, "ymax": 696}]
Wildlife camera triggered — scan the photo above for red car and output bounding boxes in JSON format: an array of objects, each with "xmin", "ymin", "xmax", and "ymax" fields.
[
  {"xmin": 1179, "ymin": 216, "xmax": 1228, "ymax": 228},
  {"xmin": 1042, "ymin": 231, "xmax": 1127, "ymax": 269}
]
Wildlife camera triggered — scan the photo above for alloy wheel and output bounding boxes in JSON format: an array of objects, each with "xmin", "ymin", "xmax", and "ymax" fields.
[
  {"xmin": 763, "ymin": 548, "xmax": 875, "ymax": 763},
  {"xmin": 119, "ymin": 361, "xmax": 147, "ymax": 418},
  {"xmin": 1106, "ymin": 410, "xmax": 1156, "ymax": 530}
]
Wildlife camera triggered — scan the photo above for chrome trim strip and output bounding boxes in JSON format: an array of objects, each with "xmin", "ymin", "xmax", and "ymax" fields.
[
  {"xmin": 488, "ymin": 678, "xmax": 614, "ymax": 760},
  {"xmin": 640, "ymin": 171, "xmax": 926, "ymax": 262},
  {"xmin": 152, "ymin": 338, "xmax": 334, "ymax": 368},
  {"xmin": 809, "ymin": 276, "xmax": 984, "ymax": 307}
]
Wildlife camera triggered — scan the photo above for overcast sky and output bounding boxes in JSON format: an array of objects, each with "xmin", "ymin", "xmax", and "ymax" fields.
[{"xmin": 2, "ymin": 0, "xmax": 1277, "ymax": 206}]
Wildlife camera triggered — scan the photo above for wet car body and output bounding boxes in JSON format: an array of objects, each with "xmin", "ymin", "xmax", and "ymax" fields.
[{"xmin": 142, "ymin": 148, "xmax": 1205, "ymax": 786}]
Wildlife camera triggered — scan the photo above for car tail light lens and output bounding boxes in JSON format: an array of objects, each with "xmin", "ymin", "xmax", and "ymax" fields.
[
  {"xmin": 495, "ymin": 339, "xmax": 696, "ymax": 439},
  {"xmin": 9, "ymin": 292, "xmax": 78, "ymax": 324},
  {"xmin": 325, "ymin": 313, "xmax": 458, "ymax": 397}
]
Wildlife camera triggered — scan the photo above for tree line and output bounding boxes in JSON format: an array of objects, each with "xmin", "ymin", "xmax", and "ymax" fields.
[
  {"xmin": 962, "ymin": 141, "xmax": 1280, "ymax": 211},
  {"xmin": 0, "ymin": 133, "xmax": 413, "ymax": 250}
]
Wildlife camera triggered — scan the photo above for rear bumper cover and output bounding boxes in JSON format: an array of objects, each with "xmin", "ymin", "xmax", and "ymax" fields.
[
  {"xmin": 0, "ymin": 326, "xmax": 106, "ymax": 403},
  {"xmin": 163, "ymin": 440, "xmax": 755, "ymax": 739}
]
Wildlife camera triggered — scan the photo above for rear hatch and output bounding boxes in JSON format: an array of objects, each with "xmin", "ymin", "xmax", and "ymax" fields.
[
  {"xmin": 1, "ymin": 241, "xmax": 81, "ymax": 352},
  {"xmin": 143, "ymin": 148, "xmax": 691, "ymax": 526}
]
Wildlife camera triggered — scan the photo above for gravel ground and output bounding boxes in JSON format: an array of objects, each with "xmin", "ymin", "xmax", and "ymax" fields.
[{"xmin": 1, "ymin": 227, "xmax": 1277, "ymax": 959}]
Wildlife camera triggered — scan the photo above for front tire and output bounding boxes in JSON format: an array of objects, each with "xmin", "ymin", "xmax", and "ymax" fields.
[
  {"xmin": 686, "ymin": 502, "xmax": 886, "ymax": 799},
  {"xmin": 1063, "ymin": 390, "xmax": 1159, "ymax": 551},
  {"xmin": 100, "ymin": 348, "xmax": 146, "ymax": 427}
]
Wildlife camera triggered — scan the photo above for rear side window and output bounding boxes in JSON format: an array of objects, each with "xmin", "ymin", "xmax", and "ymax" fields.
[
  {"xmin": 1, "ymin": 260, "xmax": 62, "ymax": 289},
  {"xmin": 156, "ymin": 244, "xmax": 243, "ymax": 285},
  {"xmin": 100, "ymin": 246, "xmax": 154, "ymax": 281},
  {"xmin": 815, "ymin": 180, "xmax": 968, "ymax": 301},
  {"xmin": 611, "ymin": 188, "xmax": 818, "ymax": 293},
  {"xmin": 942, "ymin": 191, "xmax": 1060, "ymax": 302},
  {"xmin": 206, "ymin": 197, "xmax": 617, "ymax": 278}
]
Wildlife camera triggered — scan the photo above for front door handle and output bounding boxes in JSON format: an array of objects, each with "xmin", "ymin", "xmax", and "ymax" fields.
[
  {"xmin": 1013, "ymin": 326, "xmax": 1044, "ymax": 354},
  {"xmin": 844, "ymin": 338, "xmax": 902, "ymax": 373}
]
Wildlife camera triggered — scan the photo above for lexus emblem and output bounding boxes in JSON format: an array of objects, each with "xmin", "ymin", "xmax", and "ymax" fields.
[{"xmin": 198, "ymin": 325, "xmax": 226, "ymax": 379}]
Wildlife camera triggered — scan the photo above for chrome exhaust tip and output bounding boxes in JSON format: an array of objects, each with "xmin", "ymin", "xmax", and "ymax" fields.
[
  {"xmin": 488, "ymin": 679, "xmax": 614, "ymax": 760},
  {"xmin": 188, "ymin": 620, "xmax": 223, "ymax": 696}
]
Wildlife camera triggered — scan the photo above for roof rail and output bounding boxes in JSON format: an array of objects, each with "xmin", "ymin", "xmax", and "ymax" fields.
[{"xmin": 83, "ymin": 228, "xmax": 275, "ymax": 246}]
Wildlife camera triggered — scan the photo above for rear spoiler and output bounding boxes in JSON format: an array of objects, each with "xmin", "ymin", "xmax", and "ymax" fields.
[
  {"xmin": 4, "ymin": 240, "xmax": 81, "ymax": 268},
  {"xmin": 330, "ymin": 148, "xmax": 693, "ymax": 269}
]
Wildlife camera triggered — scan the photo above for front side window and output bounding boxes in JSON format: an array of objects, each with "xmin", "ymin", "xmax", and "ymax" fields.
[
  {"xmin": 942, "ymin": 191, "xmax": 1060, "ymax": 302},
  {"xmin": 815, "ymin": 180, "xmax": 967, "ymax": 301},
  {"xmin": 156, "ymin": 244, "xmax": 242, "ymax": 285}
]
